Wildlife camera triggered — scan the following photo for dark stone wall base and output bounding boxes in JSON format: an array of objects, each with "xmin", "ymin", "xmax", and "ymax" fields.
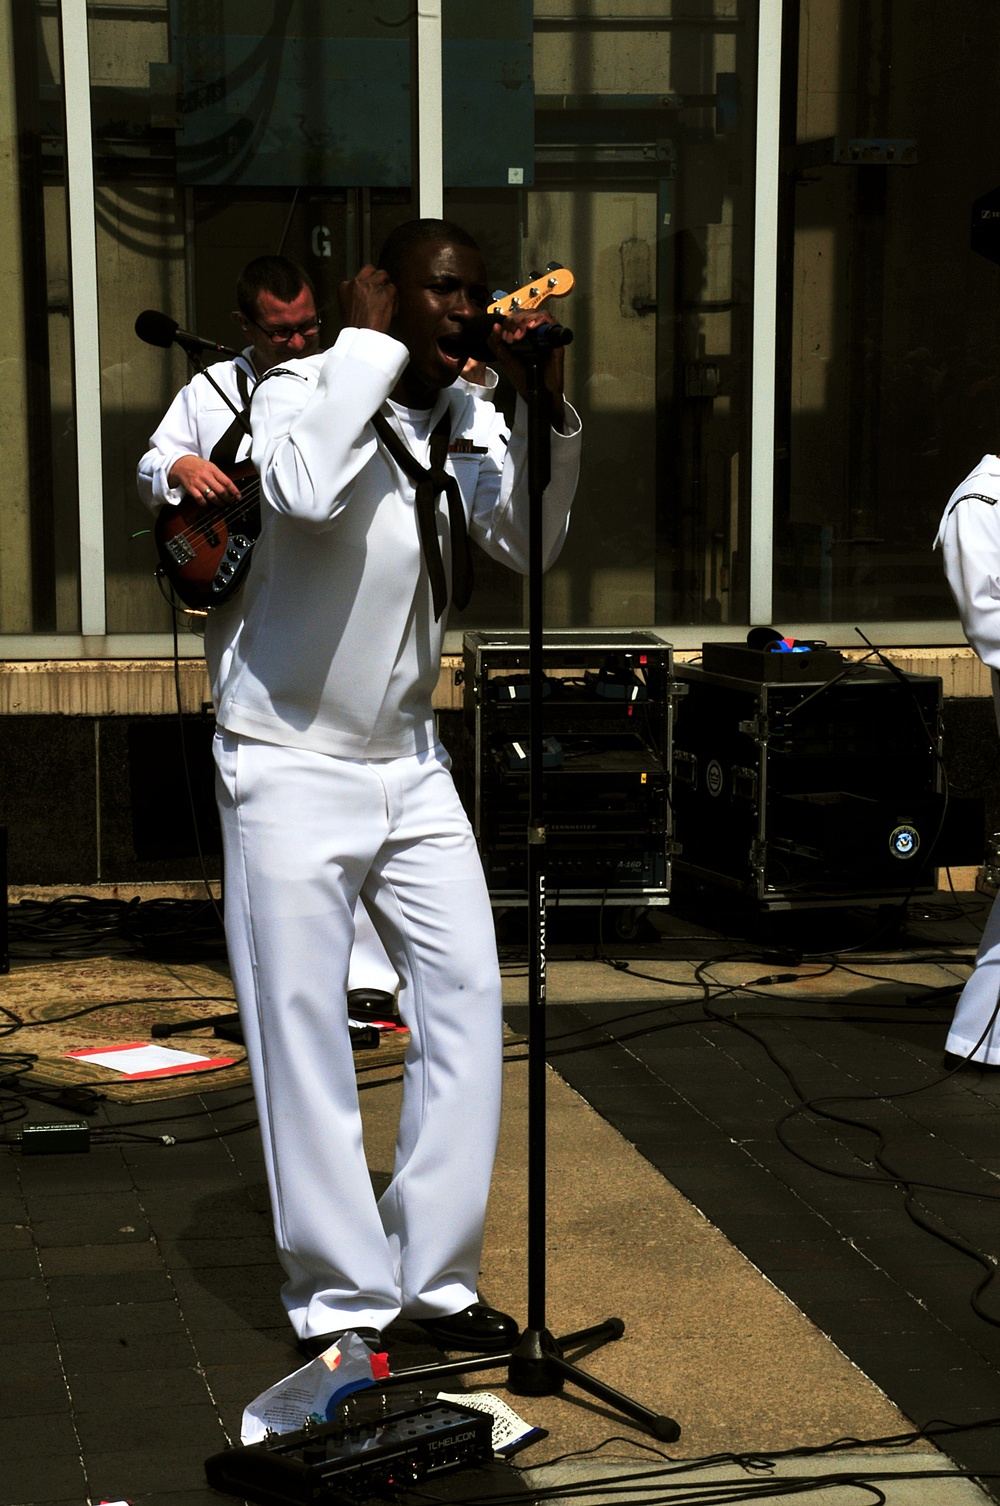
[
  {"xmin": 0, "ymin": 698, "xmax": 993, "ymax": 887},
  {"xmin": 0, "ymin": 714, "xmax": 220, "ymax": 886}
]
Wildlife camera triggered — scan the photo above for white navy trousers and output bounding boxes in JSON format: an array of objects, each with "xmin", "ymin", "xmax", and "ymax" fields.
[
  {"xmin": 214, "ymin": 729, "xmax": 504, "ymax": 1340},
  {"xmin": 946, "ymin": 885, "xmax": 1000, "ymax": 1065}
]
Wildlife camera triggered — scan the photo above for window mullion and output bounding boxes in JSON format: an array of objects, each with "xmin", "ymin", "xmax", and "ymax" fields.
[{"xmin": 60, "ymin": 0, "xmax": 106, "ymax": 638}]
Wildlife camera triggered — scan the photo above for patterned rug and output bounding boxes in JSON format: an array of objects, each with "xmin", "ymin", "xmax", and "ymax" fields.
[{"xmin": 2, "ymin": 957, "xmax": 407, "ymax": 1103}]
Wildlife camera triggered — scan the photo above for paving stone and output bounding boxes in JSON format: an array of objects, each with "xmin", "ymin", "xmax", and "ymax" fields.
[
  {"xmin": 74, "ymin": 1398, "xmax": 228, "ymax": 1454},
  {"xmin": 201, "ymin": 1359, "xmax": 292, "ymax": 1404},
  {"xmin": 68, "ymin": 1365, "xmax": 211, "ymax": 1414},
  {"xmin": 174, "ymin": 1290, "xmax": 285, "ymax": 1332},
  {"xmin": 0, "ymin": 1156, "xmax": 23, "ymax": 1194},
  {"xmin": 59, "ymin": 1333, "xmax": 199, "ymax": 1376},
  {"xmin": 801, "ymin": 1293, "xmax": 941, "ymax": 1338},
  {"xmin": 51, "ymin": 1298, "xmax": 185, "ymax": 1343},
  {"xmin": 133, "ymin": 1490, "xmax": 230, "ymax": 1506},
  {"xmin": 39, "ymin": 1239, "xmax": 163, "ymax": 1277},
  {"xmin": 189, "ymin": 1326, "xmax": 296, "ymax": 1367},
  {"xmin": 216, "ymin": 1400, "xmax": 245, "ymax": 1444},
  {"xmin": 83, "ymin": 1446, "xmax": 220, "ymax": 1497},
  {"xmin": 2, "ymin": 1305, "xmax": 57, "ymax": 1344},
  {"xmin": 1, "ymin": 1450, "xmax": 88, "ymax": 1503},
  {"xmin": 0, "ymin": 1246, "xmax": 40, "ymax": 1279},
  {"xmin": 0, "ymin": 1340, "xmax": 63, "ymax": 1381},
  {"xmin": 121, "ymin": 1146, "xmax": 240, "ymax": 1193},
  {"xmin": 0, "ymin": 1374, "xmax": 70, "ymax": 1418},
  {"xmin": 17, "ymin": 1153, "xmax": 134, "ymax": 1197},
  {"xmin": 28, "ymin": 1193, "xmax": 151, "ymax": 1246},
  {"xmin": 847, "ymin": 1326, "xmax": 1000, "ymax": 1383},
  {"xmin": 0, "ymin": 1193, "xmax": 28, "ymax": 1223},
  {"xmin": 139, "ymin": 1191, "xmax": 270, "ymax": 1241},
  {"xmin": 0, "ymin": 1220, "xmax": 32, "ymax": 1252},
  {"xmin": 0, "ymin": 1408, "xmax": 80, "ymax": 1459},
  {"xmin": 157, "ymin": 1236, "xmax": 278, "ymax": 1270},
  {"xmin": 45, "ymin": 1268, "xmax": 176, "ymax": 1308},
  {"xmin": 0, "ymin": 1274, "xmax": 48, "ymax": 1311}
]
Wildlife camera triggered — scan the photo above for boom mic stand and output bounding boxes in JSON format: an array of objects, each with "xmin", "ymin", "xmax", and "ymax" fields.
[{"xmin": 383, "ymin": 346, "xmax": 681, "ymax": 1442}]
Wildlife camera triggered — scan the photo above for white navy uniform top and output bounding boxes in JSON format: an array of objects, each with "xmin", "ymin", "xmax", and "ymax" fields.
[
  {"xmin": 134, "ymin": 343, "xmax": 512, "ymax": 1005},
  {"xmin": 216, "ymin": 325, "xmax": 581, "ymax": 760},
  {"xmin": 136, "ymin": 349, "xmax": 503, "ymax": 708},
  {"xmin": 934, "ymin": 453, "xmax": 1000, "ymax": 734}
]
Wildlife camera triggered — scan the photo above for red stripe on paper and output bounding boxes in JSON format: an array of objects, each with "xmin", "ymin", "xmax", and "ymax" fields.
[{"xmin": 117, "ymin": 1057, "xmax": 236, "ymax": 1080}]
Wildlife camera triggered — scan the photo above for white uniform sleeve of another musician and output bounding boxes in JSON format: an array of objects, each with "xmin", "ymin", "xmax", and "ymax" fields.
[
  {"xmin": 136, "ymin": 381, "xmax": 205, "ymax": 514},
  {"xmin": 469, "ymin": 394, "xmax": 582, "ymax": 573},
  {"xmin": 935, "ymin": 458, "xmax": 1000, "ymax": 672},
  {"xmin": 251, "ymin": 328, "xmax": 409, "ymax": 530}
]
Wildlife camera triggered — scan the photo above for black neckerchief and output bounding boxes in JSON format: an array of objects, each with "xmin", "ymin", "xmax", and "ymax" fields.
[{"xmin": 371, "ymin": 406, "xmax": 474, "ymax": 621}]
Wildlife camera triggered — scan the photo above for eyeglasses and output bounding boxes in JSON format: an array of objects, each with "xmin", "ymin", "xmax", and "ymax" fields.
[{"xmin": 248, "ymin": 315, "xmax": 322, "ymax": 345}]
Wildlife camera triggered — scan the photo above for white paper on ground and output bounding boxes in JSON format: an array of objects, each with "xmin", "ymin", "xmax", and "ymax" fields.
[
  {"xmin": 242, "ymin": 1331, "xmax": 389, "ymax": 1445},
  {"xmin": 69, "ymin": 1044, "xmax": 212, "ymax": 1074},
  {"xmin": 436, "ymin": 1391, "xmax": 545, "ymax": 1455}
]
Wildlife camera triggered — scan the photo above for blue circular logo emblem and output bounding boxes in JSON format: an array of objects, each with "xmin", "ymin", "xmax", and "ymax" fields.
[{"xmin": 889, "ymin": 824, "xmax": 919, "ymax": 860}]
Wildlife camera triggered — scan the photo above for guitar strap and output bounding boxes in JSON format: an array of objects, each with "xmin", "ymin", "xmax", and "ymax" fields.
[
  {"xmin": 371, "ymin": 408, "xmax": 474, "ymax": 621},
  {"xmin": 210, "ymin": 364, "xmax": 254, "ymax": 469}
]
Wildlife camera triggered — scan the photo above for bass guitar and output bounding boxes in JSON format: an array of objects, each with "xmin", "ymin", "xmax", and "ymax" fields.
[
  {"xmin": 154, "ymin": 459, "xmax": 260, "ymax": 610},
  {"xmin": 155, "ymin": 266, "xmax": 574, "ymax": 611}
]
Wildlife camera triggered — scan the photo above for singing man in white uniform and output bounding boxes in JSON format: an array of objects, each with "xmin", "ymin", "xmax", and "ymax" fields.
[
  {"xmin": 138, "ymin": 255, "xmax": 399, "ymax": 1009},
  {"xmin": 935, "ymin": 455, "xmax": 1000, "ymax": 1065},
  {"xmin": 214, "ymin": 220, "xmax": 582, "ymax": 1356}
]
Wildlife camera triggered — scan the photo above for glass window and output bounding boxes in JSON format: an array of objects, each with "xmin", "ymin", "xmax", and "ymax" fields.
[
  {"xmin": 2, "ymin": 0, "xmax": 765, "ymax": 643},
  {"xmin": 530, "ymin": 1, "xmax": 756, "ymax": 629},
  {"xmin": 2, "ymin": 0, "xmax": 77, "ymax": 632},
  {"xmin": 778, "ymin": 2, "xmax": 1000, "ymax": 622}
]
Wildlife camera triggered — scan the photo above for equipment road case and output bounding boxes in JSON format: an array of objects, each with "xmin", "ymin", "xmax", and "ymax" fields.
[
  {"xmin": 462, "ymin": 631, "xmax": 677, "ymax": 911},
  {"xmin": 670, "ymin": 662, "xmax": 949, "ymax": 908}
]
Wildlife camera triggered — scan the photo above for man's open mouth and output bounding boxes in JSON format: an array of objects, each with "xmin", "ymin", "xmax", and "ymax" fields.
[{"xmin": 437, "ymin": 335, "xmax": 463, "ymax": 365}]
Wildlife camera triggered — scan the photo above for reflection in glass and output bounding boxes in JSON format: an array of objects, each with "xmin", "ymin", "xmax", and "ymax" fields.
[
  {"xmin": 531, "ymin": 1, "xmax": 757, "ymax": 628},
  {"xmin": 779, "ymin": 2, "xmax": 1000, "ymax": 622}
]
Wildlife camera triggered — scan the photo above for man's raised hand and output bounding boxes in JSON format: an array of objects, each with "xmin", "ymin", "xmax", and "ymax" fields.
[
  {"xmin": 338, "ymin": 266, "xmax": 397, "ymax": 333},
  {"xmin": 486, "ymin": 310, "xmax": 566, "ymax": 430}
]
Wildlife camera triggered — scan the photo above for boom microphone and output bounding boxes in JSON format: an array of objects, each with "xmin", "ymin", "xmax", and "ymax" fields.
[
  {"xmin": 453, "ymin": 314, "xmax": 574, "ymax": 363},
  {"xmin": 134, "ymin": 309, "xmax": 239, "ymax": 358}
]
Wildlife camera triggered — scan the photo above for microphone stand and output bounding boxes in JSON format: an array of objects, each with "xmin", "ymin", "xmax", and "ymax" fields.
[{"xmin": 380, "ymin": 349, "xmax": 681, "ymax": 1442}]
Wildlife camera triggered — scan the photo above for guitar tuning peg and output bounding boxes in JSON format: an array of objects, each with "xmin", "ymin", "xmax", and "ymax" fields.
[
  {"xmin": 545, "ymin": 261, "xmax": 563, "ymax": 272},
  {"xmin": 529, "ymin": 269, "xmax": 542, "ymax": 281},
  {"xmin": 492, "ymin": 289, "xmax": 508, "ymax": 302}
]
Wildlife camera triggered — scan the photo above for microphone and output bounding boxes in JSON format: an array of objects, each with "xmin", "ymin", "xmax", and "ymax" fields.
[
  {"xmin": 453, "ymin": 314, "xmax": 574, "ymax": 363},
  {"xmin": 134, "ymin": 309, "xmax": 239, "ymax": 358}
]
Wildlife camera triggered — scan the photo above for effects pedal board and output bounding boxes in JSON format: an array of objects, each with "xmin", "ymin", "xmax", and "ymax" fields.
[{"xmin": 204, "ymin": 1393, "xmax": 494, "ymax": 1505}]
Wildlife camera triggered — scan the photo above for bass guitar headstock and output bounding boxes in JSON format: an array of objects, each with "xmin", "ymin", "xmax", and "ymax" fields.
[{"xmin": 488, "ymin": 263, "xmax": 575, "ymax": 317}]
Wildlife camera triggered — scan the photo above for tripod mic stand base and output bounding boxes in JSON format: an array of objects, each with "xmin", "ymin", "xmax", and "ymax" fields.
[
  {"xmin": 507, "ymin": 1321, "xmax": 681, "ymax": 1443},
  {"xmin": 507, "ymin": 1326, "xmax": 565, "ymax": 1396}
]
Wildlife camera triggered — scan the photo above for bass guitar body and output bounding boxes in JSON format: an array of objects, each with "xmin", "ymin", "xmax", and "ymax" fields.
[{"xmin": 154, "ymin": 460, "xmax": 260, "ymax": 610}]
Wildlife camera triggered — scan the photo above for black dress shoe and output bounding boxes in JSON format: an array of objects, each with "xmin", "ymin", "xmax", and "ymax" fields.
[
  {"xmin": 414, "ymin": 1303, "xmax": 519, "ymax": 1352},
  {"xmin": 297, "ymin": 1327, "xmax": 382, "ymax": 1361},
  {"xmin": 347, "ymin": 988, "xmax": 399, "ymax": 1023}
]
